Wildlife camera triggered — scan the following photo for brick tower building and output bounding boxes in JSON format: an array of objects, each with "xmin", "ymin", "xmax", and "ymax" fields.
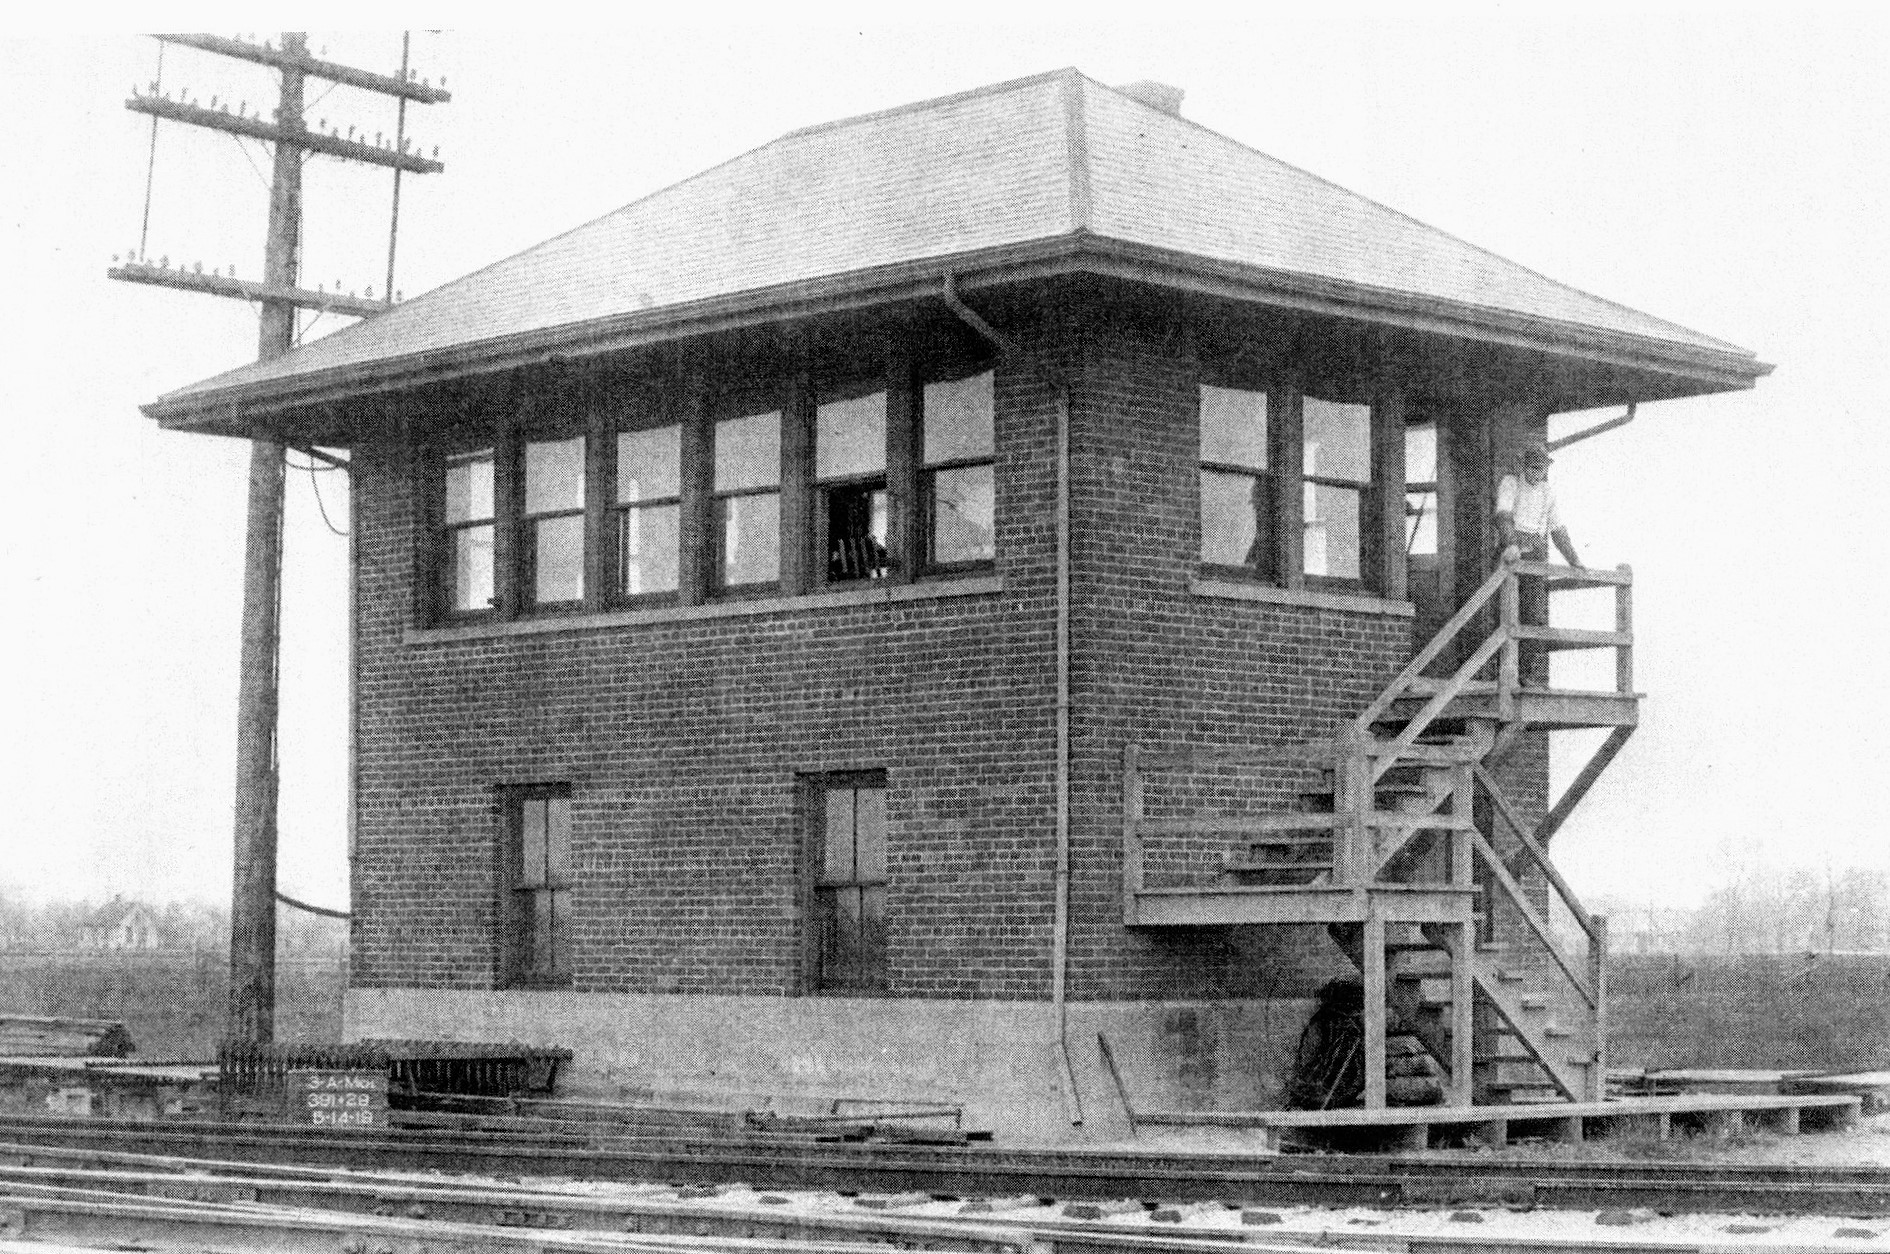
[{"xmin": 149, "ymin": 71, "xmax": 1767, "ymax": 1141}]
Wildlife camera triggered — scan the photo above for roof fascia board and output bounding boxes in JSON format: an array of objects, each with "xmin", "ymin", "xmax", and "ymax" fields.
[
  {"xmin": 149, "ymin": 236, "xmax": 1766, "ymax": 431},
  {"xmin": 1072, "ymin": 241, "xmax": 1771, "ymax": 390}
]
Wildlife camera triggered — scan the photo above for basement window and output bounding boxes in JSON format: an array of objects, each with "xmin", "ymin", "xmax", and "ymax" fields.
[
  {"xmin": 805, "ymin": 771, "xmax": 888, "ymax": 994},
  {"xmin": 501, "ymin": 784, "xmax": 573, "ymax": 988}
]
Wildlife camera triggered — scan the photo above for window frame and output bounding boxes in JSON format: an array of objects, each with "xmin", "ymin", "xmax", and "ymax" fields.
[
  {"xmin": 710, "ymin": 402, "xmax": 786, "ymax": 598},
  {"xmin": 800, "ymin": 769, "xmax": 890, "ymax": 996},
  {"xmin": 420, "ymin": 340, "xmax": 999, "ymax": 627},
  {"xmin": 516, "ymin": 431, "xmax": 589, "ymax": 612},
  {"xmin": 918, "ymin": 366, "xmax": 998, "ymax": 576},
  {"xmin": 812, "ymin": 380, "xmax": 892, "ymax": 587},
  {"xmin": 1196, "ymin": 381, "xmax": 1281, "ymax": 583},
  {"xmin": 497, "ymin": 782, "xmax": 575, "ymax": 990},
  {"xmin": 608, "ymin": 416, "xmax": 685, "ymax": 608},
  {"xmin": 436, "ymin": 444, "xmax": 500, "ymax": 620},
  {"xmin": 1195, "ymin": 374, "xmax": 1407, "ymax": 598}
]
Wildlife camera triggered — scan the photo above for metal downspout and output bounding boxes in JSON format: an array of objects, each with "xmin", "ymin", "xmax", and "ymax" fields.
[{"xmin": 941, "ymin": 274, "xmax": 1083, "ymax": 1126}]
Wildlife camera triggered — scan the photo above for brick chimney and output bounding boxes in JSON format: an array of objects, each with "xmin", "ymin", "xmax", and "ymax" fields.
[{"xmin": 1113, "ymin": 80, "xmax": 1185, "ymax": 116}]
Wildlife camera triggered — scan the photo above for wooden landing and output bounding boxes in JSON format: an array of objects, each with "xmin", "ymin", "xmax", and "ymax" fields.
[
  {"xmin": 1138, "ymin": 1093, "xmax": 1862, "ymax": 1152},
  {"xmin": 1390, "ymin": 688, "xmax": 1640, "ymax": 731},
  {"xmin": 1128, "ymin": 883, "xmax": 1475, "ymax": 927}
]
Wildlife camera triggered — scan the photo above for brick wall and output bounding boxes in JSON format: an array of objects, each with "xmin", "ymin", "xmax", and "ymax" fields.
[
  {"xmin": 349, "ymin": 286, "xmax": 1544, "ymax": 1009},
  {"xmin": 351, "ymin": 342, "xmax": 1066, "ymax": 1001},
  {"xmin": 1060, "ymin": 306, "xmax": 1415, "ymax": 1002}
]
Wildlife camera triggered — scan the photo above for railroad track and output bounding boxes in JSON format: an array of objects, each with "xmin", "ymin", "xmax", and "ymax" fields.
[
  {"xmin": 0, "ymin": 1116, "xmax": 1888, "ymax": 1219},
  {"xmin": 0, "ymin": 1143, "xmax": 1878, "ymax": 1254}
]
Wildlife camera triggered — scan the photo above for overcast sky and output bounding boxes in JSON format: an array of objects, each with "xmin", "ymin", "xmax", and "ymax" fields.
[{"xmin": 2, "ymin": 10, "xmax": 1885, "ymax": 912}]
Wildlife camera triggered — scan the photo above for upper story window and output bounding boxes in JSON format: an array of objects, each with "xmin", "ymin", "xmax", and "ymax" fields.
[
  {"xmin": 1197, "ymin": 380, "xmax": 1399, "ymax": 595},
  {"xmin": 715, "ymin": 409, "xmax": 782, "ymax": 591},
  {"xmin": 615, "ymin": 424, "xmax": 681, "ymax": 598},
  {"xmin": 1198, "ymin": 384, "xmax": 1274, "ymax": 579},
  {"xmin": 523, "ymin": 436, "xmax": 585, "ymax": 606},
  {"xmin": 1301, "ymin": 397, "xmax": 1372, "ymax": 583},
  {"xmin": 1404, "ymin": 420, "xmax": 1438, "ymax": 558},
  {"xmin": 816, "ymin": 386, "xmax": 889, "ymax": 583},
  {"xmin": 418, "ymin": 340, "xmax": 999, "ymax": 626},
  {"xmin": 921, "ymin": 369, "xmax": 996, "ymax": 570},
  {"xmin": 441, "ymin": 448, "xmax": 497, "ymax": 615}
]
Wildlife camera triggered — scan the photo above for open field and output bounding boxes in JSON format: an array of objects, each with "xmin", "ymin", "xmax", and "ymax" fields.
[{"xmin": 0, "ymin": 951, "xmax": 343, "ymax": 1057}]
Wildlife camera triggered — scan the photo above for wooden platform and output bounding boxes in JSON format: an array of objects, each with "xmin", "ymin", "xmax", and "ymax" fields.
[
  {"xmin": 1138, "ymin": 1093, "xmax": 1862, "ymax": 1152},
  {"xmin": 1129, "ymin": 883, "xmax": 1476, "ymax": 927}
]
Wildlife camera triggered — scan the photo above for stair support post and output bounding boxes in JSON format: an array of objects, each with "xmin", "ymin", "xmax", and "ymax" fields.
[
  {"xmin": 1498, "ymin": 563, "xmax": 1519, "ymax": 720},
  {"xmin": 1449, "ymin": 919, "xmax": 1475, "ymax": 1106},
  {"xmin": 1362, "ymin": 905, "xmax": 1388, "ymax": 1109},
  {"xmin": 1615, "ymin": 567, "xmax": 1634, "ymax": 694},
  {"xmin": 1334, "ymin": 725, "xmax": 1368, "ymax": 885},
  {"xmin": 1587, "ymin": 912, "xmax": 1609, "ymax": 1100}
]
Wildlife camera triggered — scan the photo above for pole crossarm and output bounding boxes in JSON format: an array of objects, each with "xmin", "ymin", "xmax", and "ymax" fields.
[
  {"xmin": 156, "ymin": 34, "xmax": 451, "ymax": 103},
  {"xmin": 109, "ymin": 264, "xmax": 389, "ymax": 318},
  {"xmin": 125, "ymin": 95, "xmax": 444, "ymax": 174}
]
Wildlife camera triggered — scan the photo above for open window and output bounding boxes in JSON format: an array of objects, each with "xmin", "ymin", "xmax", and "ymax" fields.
[{"xmin": 815, "ymin": 386, "xmax": 889, "ymax": 583}]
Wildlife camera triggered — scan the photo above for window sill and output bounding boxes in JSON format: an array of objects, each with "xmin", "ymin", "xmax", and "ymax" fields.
[
  {"xmin": 1190, "ymin": 578, "xmax": 1415, "ymax": 618},
  {"xmin": 405, "ymin": 575, "xmax": 1004, "ymax": 644}
]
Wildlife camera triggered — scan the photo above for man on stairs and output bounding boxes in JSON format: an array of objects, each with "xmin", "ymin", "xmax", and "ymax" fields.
[{"xmin": 1496, "ymin": 443, "xmax": 1584, "ymax": 689}]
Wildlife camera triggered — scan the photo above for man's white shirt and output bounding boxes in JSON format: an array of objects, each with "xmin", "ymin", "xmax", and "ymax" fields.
[{"xmin": 1496, "ymin": 474, "xmax": 1560, "ymax": 537}]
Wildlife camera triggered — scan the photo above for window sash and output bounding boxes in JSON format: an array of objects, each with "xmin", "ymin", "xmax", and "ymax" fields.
[
  {"xmin": 614, "ymin": 501, "xmax": 681, "ymax": 597},
  {"xmin": 505, "ymin": 790, "xmax": 572, "ymax": 987},
  {"xmin": 809, "ymin": 777, "xmax": 889, "ymax": 994},
  {"xmin": 716, "ymin": 487, "xmax": 781, "ymax": 589},
  {"xmin": 923, "ymin": 463, "xmax": 995, "ymax": 569}
]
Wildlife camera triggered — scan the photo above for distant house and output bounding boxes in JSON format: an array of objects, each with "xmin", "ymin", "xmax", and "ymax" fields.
[{"xmin": 80, "ymin": 898, "xmax": 164, "ymax": 951}]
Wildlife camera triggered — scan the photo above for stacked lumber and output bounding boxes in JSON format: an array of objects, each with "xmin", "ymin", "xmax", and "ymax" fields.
[{"xmin": 0, "ymin": 1015, "xmax": 135, "ymax": 1058}]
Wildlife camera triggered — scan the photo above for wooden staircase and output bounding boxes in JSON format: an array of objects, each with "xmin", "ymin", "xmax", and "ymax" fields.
[{"xmin": 1123, "ymin": 556, "xmax": 1636, "ymax": 1109}]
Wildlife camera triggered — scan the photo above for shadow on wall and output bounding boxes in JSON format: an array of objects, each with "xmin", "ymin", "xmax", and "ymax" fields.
[
  {"xmin": 1611, "ymin": 953, "xmax": 1890, "ymax": 1072},
  {"xmin": 0, "ymin": 952, "xmax": 345, "ymax": 1057}
]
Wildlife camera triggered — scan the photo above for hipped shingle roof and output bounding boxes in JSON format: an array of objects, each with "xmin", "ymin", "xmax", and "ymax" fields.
[{"xmin": 149, "ymin": 68, "xmax": 1763, "ymax": 424}]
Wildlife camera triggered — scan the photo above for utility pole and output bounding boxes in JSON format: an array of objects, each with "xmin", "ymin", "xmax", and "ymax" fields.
[{"xmin": 111, "ymin": 33, "xmax": 449, "ymax": 1043}]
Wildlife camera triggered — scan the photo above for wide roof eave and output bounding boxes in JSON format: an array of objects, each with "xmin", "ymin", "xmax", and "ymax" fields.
[{"xmin": 144, "ymin": 234, "xmax": 1771, "ymax": 434}]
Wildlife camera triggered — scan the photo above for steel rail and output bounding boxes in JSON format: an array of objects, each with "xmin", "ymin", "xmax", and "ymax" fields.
[
  {"xmin": 0, "ymin": 1117, "xmax": 1886, "ymax": 1215},
  {"xmin": 0, "ymin": 1176, "xmax": 1846, "ymax": 1254}
]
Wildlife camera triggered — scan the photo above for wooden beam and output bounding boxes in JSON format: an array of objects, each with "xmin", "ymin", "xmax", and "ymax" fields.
[
  {"xmin": 1536, "ymin": 725, "xmax": 1635, "ymax": 848},
  {"xmin": 157, "ymin": 34, "xmax": 453, "ymax": 103},
  {"xmin": 109, "ymin": 264, "xmax": 387, "ymax": 318},
  {"xmin": 1476, "ymin": 761, "xmax": 1600, "ymax": 943},
  {"xmin": 1363, "ymin": 909, "xmax": 1388, "ymax": 1109},
  {"xmin": 126, "ymin": 94, "xmax": 444, "ymax": 173}
]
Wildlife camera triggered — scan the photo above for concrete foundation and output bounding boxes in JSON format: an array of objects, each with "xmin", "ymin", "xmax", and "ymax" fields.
[{"xmin": 345, "ymin": 988, "xmax": 1315, "ymax": 1143}]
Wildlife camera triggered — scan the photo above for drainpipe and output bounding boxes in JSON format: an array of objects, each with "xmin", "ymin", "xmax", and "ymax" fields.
[{"xmin": 941, "ymin": 274, "xmax": 1083, "ymax": 1126}]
